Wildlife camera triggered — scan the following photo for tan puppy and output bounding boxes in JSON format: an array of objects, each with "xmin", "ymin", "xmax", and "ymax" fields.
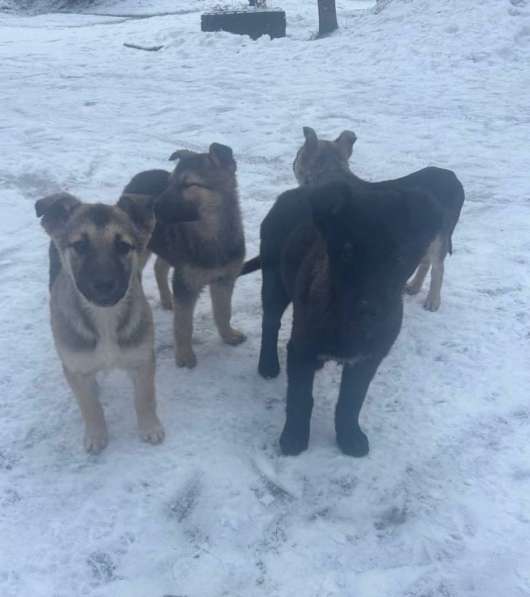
[
  {"xmin": 36, "ymin": 192, "xmax": 163, "ymax": 453},
  {"xmin": 122, "ymin": 143, "xmax": 246, "ymax": 369}
]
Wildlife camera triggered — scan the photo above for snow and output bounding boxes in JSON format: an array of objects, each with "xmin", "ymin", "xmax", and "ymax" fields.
[{"xmin": 1, "ymin": 0, "xmax": 530, "ymax": 595}]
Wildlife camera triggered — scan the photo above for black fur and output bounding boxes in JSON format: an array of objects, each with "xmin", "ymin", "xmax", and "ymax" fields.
[
  {"xmin": 87, "ymin": 204, "xmax": 112, "ymax": 228},
  {"xmin": 240, "ymin": 255, "xmax": 261, "ymax": 275},
  {"xmin": 348, "ymin": 167, "xmax": 464, "ymax": 255},
  {"xmin": 257, "ymin": 182, "xmax": 442, "ymax": 456},
  {"xmin": 119, "ymin": 169, "xmax": 200, "ymax": 264}
]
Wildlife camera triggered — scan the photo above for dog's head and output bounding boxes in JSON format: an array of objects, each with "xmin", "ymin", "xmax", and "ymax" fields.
[
  {"xmin": 155, "ymin": 143, "xmax": 237, "ymax": 221},
  {"xmin": 293, "ymin": 127, "xmax": 357, "ymax": 186},
  {"xmin": 308, "ymin": 184, "xmax": 440, "ymax": 354},
  {"xmin": 36, "ymin": 193, "xmax": 155, "ymax": 307}
]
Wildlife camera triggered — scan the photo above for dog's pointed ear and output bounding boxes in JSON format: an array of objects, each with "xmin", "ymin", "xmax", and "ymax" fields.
[
  {"xmin": 169, "ymin": 149, "xmax": 195, "ymax": 161},
  {"xmin": 335, "ymin": 130, "xmax": 357, "ymax": 160},
  {"xmin": 209, "ymin": 143, "xmax": 236, "ymax": 171},
  {"xmin": 35, "ymin": 192, "xmax": 82, "ymax": 237},
  {"xmin": 302, "ymin": 126, "xmax": 319, "ymax": 151},
  {"xmin": 117, "ymin": 194, "xmax": 155, "ymax": 245}
]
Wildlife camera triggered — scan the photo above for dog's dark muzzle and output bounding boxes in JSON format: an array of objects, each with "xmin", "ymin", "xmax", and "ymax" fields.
[
  {"xmin": 77, "ymin": 268, "xmax": 129, "ymax": 307},
  {"xmin": 154, "ymin": 188, "xmax": 199, "ymax": 223}
]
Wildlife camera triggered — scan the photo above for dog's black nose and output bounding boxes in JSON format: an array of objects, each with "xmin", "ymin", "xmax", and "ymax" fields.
[{"xmin": 92, "ymin": 278, "xmax": 117, "ymax": 295}]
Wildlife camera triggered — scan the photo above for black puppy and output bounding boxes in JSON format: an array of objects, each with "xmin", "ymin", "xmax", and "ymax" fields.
[{"xmin": 250, "ymin": 182, "xmax": 442, "ymax": 456}]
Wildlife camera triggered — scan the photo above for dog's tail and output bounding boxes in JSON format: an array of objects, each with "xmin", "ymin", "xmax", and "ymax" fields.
[{"xmin": 240, "ymin": 255, "xmax": 261, "ymax": 275}]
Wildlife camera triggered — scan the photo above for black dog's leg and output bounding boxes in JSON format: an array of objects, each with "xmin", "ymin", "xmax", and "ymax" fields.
[
  {"xmin": 280, "ymin": 341, "xmax": 318, "ymax": 456},
  {"xmin": 335, "ymin": 358, "xmax": 381, "ymax": 457},
  {"xmin": 258, "ymin": 266, "xmax": 290, "ymax": 379}
]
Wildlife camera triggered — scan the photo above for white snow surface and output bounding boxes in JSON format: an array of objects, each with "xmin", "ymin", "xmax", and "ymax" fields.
[{"xmin": 1, "ymin": 0, "xmax": 530, "ymax": 595}]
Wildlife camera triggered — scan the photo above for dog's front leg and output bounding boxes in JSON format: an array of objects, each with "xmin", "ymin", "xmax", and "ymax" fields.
[
  {"xmin": 424, "ymin": 255, "xmax": 444, "ymax": 312},
  {"xmin": 405, "ymin": 255, "xmax": 430, "ymax": 295},
  {"xmin": 210, "ymin": 276, "xmax": 246, "ymax": 346},
  {"xmin": 258, "ymin": 267, "xmax": 290, "ymax": 379},
  {"xmin": 154, "ymin": 256, "xmax": 173, "ymax": 310},
  {"xmin": 63, "ymin": 367, "xmax": 108, "ymax": 454},
  {"xmin": 279, "ymin": 341, "xmax": 317, "ymax": 456},
  {"xmin": 335, "ymin": 358, "xmax": 381, "ymax": 457},
  {"xmin": 128, "ymin": 359, "xmax": 165, "ymax": 444},
  {"xmin": 172, "ymin": 275, "xmax": 199, "ymax": 368}
]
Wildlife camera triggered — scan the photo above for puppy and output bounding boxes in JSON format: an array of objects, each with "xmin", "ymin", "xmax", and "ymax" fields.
[
  {"xmin": 36, "ymin": 192, "xmax": 163, "ymax": 453},
  {"xmin": 292, "ymin": 126, "xmax": 465, "ymax": 311},
  {"xmin": 244, "ymin": 182, "xmax": 442, "ymax": 455},
  {"xmin": 121, "ymin": 143, "xmax": 246, "ymax": 369}
]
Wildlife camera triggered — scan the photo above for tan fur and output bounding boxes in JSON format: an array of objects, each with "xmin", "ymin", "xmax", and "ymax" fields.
[
  {"xmin": 172, "ymin": 259, "xmax": 245, "ymax": 368},
  {"xmin": 37, "ymin": 193, "xmax": 164, "ymax": 453},
  {"xmin": 146, "ymin": 144, "xmax": 246, "ymax": 368},
  {"xmin": 154, "ymin": 256, "xmax": 172, "ymax": 310},
  {"xmin": 405, "ymin": 236, "xmax": 444, "ymax": 311}
]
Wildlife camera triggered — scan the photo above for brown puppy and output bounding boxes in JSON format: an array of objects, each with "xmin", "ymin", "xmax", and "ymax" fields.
[
  {"xmin": 293, "ymin": 127, "xmax": 465, "ymax": 311},
  {"xmin": 36, "ymin": 192, "xmax": 163, "ymax": 453},
  {"xmin": 122, "ymin": 143, "xmax": 246, "ymax": 368}
]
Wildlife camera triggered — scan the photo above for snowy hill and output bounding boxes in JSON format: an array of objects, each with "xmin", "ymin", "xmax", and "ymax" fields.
[{"xmin": 1, "ymin": 0, "xmax": 530, "ymax": 596}]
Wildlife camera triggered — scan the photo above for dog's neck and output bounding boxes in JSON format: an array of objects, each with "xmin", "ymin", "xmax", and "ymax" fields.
[{"xmin": 302, "ymin": 164, "xmax": 365, "ymax": 189}]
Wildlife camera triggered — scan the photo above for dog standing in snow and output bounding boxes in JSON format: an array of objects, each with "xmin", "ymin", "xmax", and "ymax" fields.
[
  {"xmin": 122, "ymin": 143, "xmax": 247, "ymax": 369},
  {"xmin": 292, "ymin": 126, "xmax": 465, "ymax": 311},
  {"xmin": 242, "ymin": 182, "xmax": 442, "ymax": 456},
  {"xmin": 36, "ymin": 192, "xmax": 166, "ymax": 453}
]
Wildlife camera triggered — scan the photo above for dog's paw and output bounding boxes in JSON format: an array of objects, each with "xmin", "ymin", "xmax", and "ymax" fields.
[
  {"xmin": 176, "ymin": 349, "xmax": 197, "ymax": 369},
  {"xmin": 258, "ymin": 355, "xmax": 280, "ymax": 379},
  {"xmin": 84, "ymin": 427, "xmax": 108, "ymax": 454},
  {"xmin": 139, "ymin": 418, "xmax": 165, "ymax": 445},
  {"xmin": 280, "ymin": 426, "xmax": 309, "ymax": 456},
  {"xmin": 423, "ymin": 294, "xmax": 441, "ymax": 312},
  {"xmin": 222, "ymin": 328, "xmax": 246, "ymax": 346},
  {"xmin": 336, "ymin": 428, "xmax": 369, "ymax": 457},
  {"xmin": 404, "ymin": 283, "xmax": 421, "ymax": 295}
]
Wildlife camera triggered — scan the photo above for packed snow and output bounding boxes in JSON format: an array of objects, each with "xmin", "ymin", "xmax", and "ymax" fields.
[{"xmin": 1, "ymin": 0, "xmax": 530, "ymax": 595}]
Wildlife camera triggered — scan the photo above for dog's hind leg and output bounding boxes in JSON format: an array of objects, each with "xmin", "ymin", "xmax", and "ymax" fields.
[
  {"xmin": 279, "ymin": 341, "xmax": 318, "ymax": 456},
  {"xmin": 128, "ymin": 358, "xmax": 164, "ymax": 445},
  {"xmin": 405, "ymin": 254, "xmax": 431, "ymax": 296},
  {"xmin": 210, "ymin": 275, "xmax": 246, "ymax": 346},
  {"xmin": 424, "ymin": 235, "xmax": 446, "ymax": 312},
  {"xmin": 63, "ymin": 367, "xmax": 108, "ymax": 454},
  {"xmin": 258, "ymin": 266, "xmax": 290, "ymax": 379},
  {"xmin": 154, "ymin": 256, "xmax": 173, "ymax": 310},
  {"xmin": 172, "ymin": 274, "xmax": 200, "ymax": 368},
  {"xmin": 335, "ymin": 358, "xmax": 381, "ymax": 457}
]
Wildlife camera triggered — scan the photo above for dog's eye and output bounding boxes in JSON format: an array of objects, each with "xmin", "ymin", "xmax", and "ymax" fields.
[
  {"xmin": 115, "ymin": 239, "xmax": 133, "ymax": 255},
  {"xmin": 70, "ymin": 239, "xmax": 89, "ymax": 255}
]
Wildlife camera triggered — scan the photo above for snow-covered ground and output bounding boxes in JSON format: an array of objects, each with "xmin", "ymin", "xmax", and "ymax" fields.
[{"xmin": 1, "ymin": 0, "xmax": 530, "ymax": 595}]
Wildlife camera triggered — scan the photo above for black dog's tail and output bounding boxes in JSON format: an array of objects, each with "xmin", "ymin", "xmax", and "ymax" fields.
[{"xmin": 240, "ymin": 255, "xmax": 261, "ymax": 275}]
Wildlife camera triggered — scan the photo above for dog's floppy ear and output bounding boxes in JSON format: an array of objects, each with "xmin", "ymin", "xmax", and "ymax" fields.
[
  {"xmin": 35, "ymin": 192, "xmax": 81, "ymax": 237},
  {"xmin": 169, "ymin": 149, "xmax": 195, "ymax": 161},
  {"xmin": 209, "ymin": 143, "xmax": 236, "ymax": 172},
  {"xmin": 335, "ymin": 130, "xmax": 357, "ymax": 160},
  {"xmin": 117, "ymin": 194, "xmax": 155, "ymax": 244}
]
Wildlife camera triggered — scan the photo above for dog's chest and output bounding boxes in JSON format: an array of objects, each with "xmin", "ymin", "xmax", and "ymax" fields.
[{"xmin": 59, "ymin": 304, "xmax": 149, "ymax": 374}]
